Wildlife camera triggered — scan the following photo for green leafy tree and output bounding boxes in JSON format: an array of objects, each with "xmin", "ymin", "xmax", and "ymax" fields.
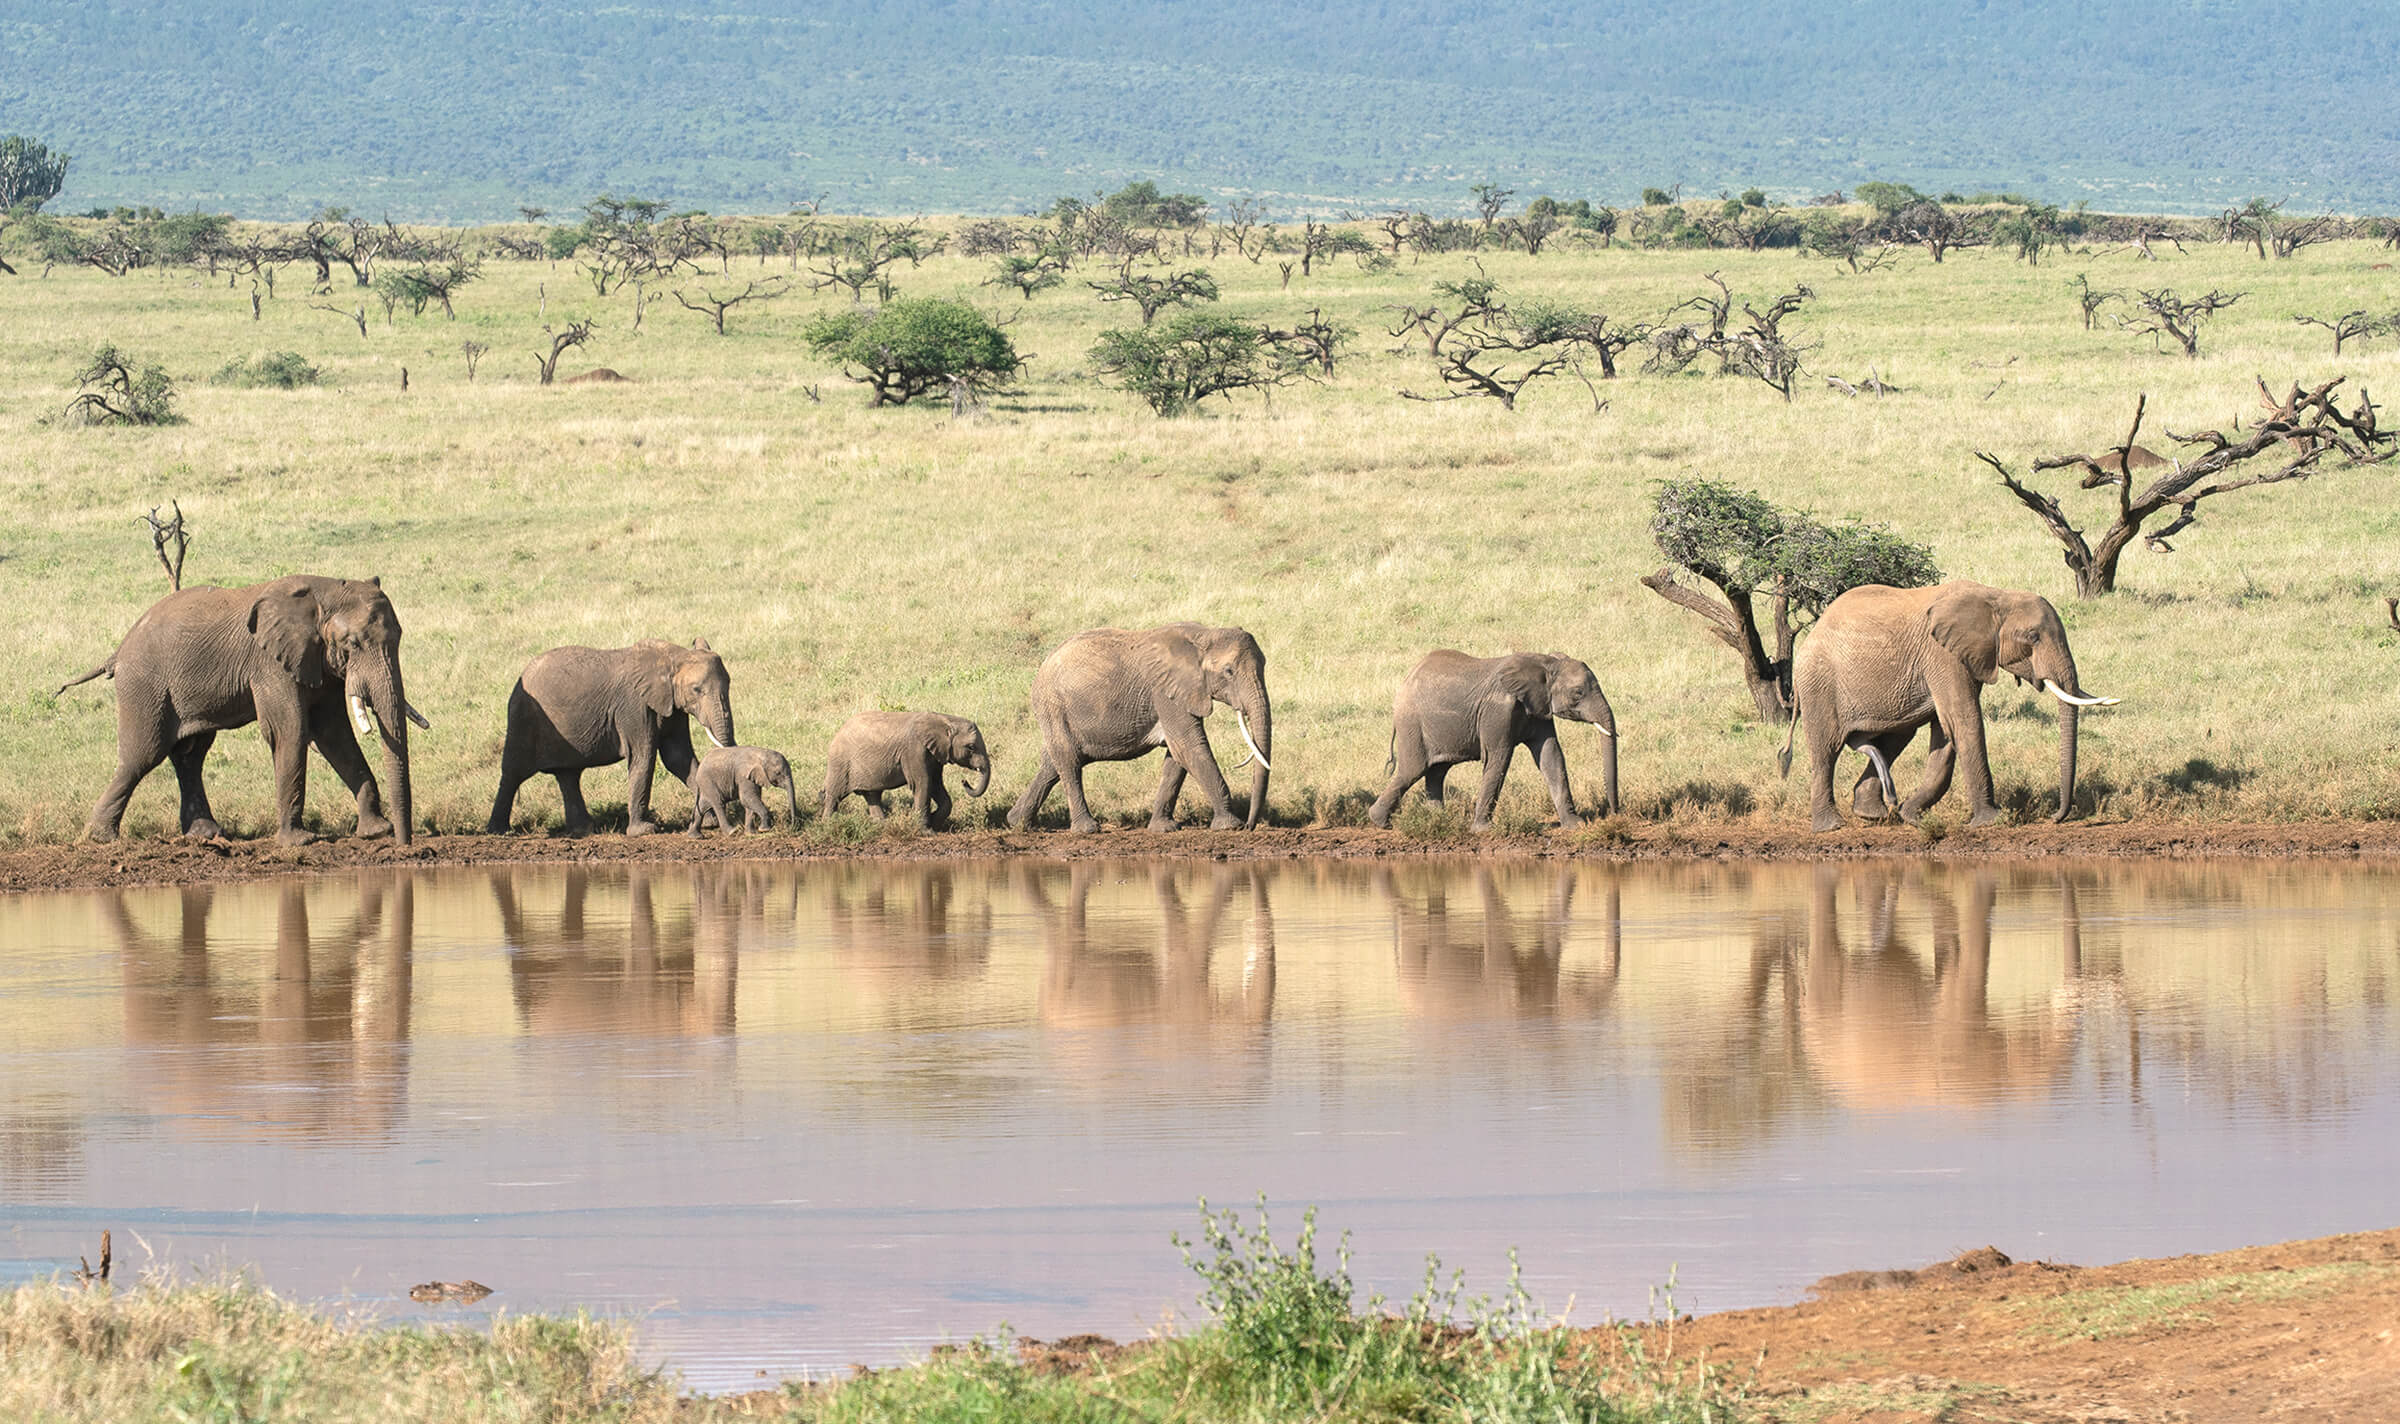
[
  {"xmin": 1088, "ymin": 262, "xmax": 1218, "ymax": 323},
  {"xmin": 1099, "ymin": 179, "xmax": 1207, "ymax": 228},
  {"xmin": 1854, "ymin": 180, "xmax": 1926, "ymax": 216},
  {"xmin": 1640, "ymin": 479, "xmax": 1939, "ymax": 720},
  {"xmin": 803, "ymin": 298, "xmax": 1021, "ymax": 407},
  {"xmin": 0, "ymin": 135, "xmax": 70, "ymax": 210},
  {"xmin": 1089, "ymin": 311, "xmax": 1309, "ymax": 415},
  {"xmin": 65, "ymin": 345, "xmax": 180, "ymax": 426}
]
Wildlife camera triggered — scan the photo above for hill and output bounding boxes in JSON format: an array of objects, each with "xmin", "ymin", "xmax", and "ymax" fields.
[{"xmin": 3, "ymin": 1, "xmax": 2398, "ymax": 221}]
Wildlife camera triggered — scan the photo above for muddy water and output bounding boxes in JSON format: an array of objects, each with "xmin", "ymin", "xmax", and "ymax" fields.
[{"xmin": 1, "ymin": 858, "xmax": 2395, "ymax": 1389}]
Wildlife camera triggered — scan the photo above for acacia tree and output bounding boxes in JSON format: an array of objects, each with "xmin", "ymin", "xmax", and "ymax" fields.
[
  {"xmin": 65, "ymin": 345, "xmax": 179, "ymax": 425},
  {"xmin": 1390, "ymin": 276, "xmax": 1612, "ymax": 410},
  {"xmin": 2292, "ymin": 309, "xmax": 2387, "ymax": 355},
  {"xmin": 1088, "ymin": 261, "xmax": 1218, "ymax": 323},
  {"xmin": 1090, "ymin": 311, "xmax": 1314, "ymax": 415},
  {"xmin": 803, "ymin": 298, "xmax": 1020, "ymax": 407},
  {"xmin": 1641, "ymin": 479, "xmax": 1940, "ymax": 721},
  {"xmin": 2122, "ymin": 288, "xmax": 2243, "ymax": 357},
  {"xmin": 1981, "ymin": 377, "xmax": 2396, "ymax": 596},
  {"xmin": 2068, "ymin": 273, "xmax": 2121, "ymax": 330},
  {"xmin": 534, "ymin": 319, "xmax": 598, "ymax": 385},
  {"xmin": 673, "ymin": 276, "xmax": 788, "ymax": 334}
]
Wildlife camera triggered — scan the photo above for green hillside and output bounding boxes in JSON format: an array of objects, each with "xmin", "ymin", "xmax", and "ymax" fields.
[{"xmin": 2, "ymin": 2, "xmax": 2397, "ymax": 221}]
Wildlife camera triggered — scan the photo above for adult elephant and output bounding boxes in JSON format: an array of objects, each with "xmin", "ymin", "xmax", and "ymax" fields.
[
  {"xmin": 1007, "ymin": 623, "xmax": 1272, "ymax": 833},
  {"xmin": 486, "ymin": 639, "xmax": 735, "ymax": 837},
  {"xmin": 1368, "ymin": 651, "xmax": 1619, "ymax": 830},
  {"xmin": 1781, "ymin": 580, "xmax": 2117, "ymax": 831},
  {"xmin": 60, "ymin": 575, "xmax": 426, "ymax": 846}
]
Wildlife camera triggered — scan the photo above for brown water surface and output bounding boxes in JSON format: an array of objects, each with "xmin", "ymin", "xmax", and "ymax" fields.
[{"xmin": 1, "ymin": 858, "xmax": 2394, "ymax": 1390}]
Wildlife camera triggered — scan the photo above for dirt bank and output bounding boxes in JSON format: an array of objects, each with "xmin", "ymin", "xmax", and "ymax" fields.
[
  {"xmin": 8, "ymin": 818, "xmax": 2400, "ymax": 894},
  {"xmin": 1590, "ymin": 1226, "xmax": 2400, "ymax": 1423}
]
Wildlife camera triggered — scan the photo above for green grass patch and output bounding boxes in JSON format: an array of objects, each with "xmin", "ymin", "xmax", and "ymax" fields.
[{"xmin": 2008, "ymin": 1261, "xmax": 2387, "ymax": 1341}]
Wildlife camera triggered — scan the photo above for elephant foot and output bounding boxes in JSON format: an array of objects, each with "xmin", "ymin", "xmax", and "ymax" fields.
[
  {"xmin": 1556, "ymin": 812, "xmax": 1582, "ymax": 830},
  {"xmin": 1208, "ymin": 812, "xmax": 1241, "ymax": 831},
  {"xmin": 558, "ymin": 821, "xmax": 593, "ymax": 839},
  {"xmin": 1810, "ymin": 808, "xmax": 1843, "ymax": 833},
  {"xmin": 1966, "ymin": 805, "xmax": 2001, "ymax": 828},
  {"xmin": 181, "ymin": 819, "xmax": 222, "ymax": 841},
  {"xmin": 1069, "ymin": 815, "xmax": 1103, "ymax": 834},
  {"xmin": 274, "ymin": 826, "xmax": 321, "ymax": 848},
  {"xmin": 1005, "ymin": 812, "xmax": 1030, "ymax": 831},
  {"xmin": 484, "ymin": 818, "xmax": 513, "ymax": 836},
  {"xmin": 1898, "ymin": 806, "xmax": 1925, "ymax": 827},
  {"xmin": 625, "ymin": 819, "xmax": 659, "ymax": 838},
  {"xmin": 356, "ymin": 812, "xmax": 395, "ymax": 840}
]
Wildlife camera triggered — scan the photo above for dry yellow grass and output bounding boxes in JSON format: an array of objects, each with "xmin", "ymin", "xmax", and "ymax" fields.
[{"xmin": 5, "ymin": 227, "xmax": 2397, "ymax": 842}]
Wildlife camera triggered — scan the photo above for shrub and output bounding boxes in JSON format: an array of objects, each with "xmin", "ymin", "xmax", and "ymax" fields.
[
  {"xmin": 64, "ymin": 345, "xmax": 178, "ymax": 425},
  {"xmin": 212, "ymin": 351, "xmax": 319, "ymax": 388},
  {"xmin": 1089, "ymin": 311, "xmax": 1307, "ymax": 415},
  {"xmin": 802, "ymin": 298, "xmax": 1022, "ymax": 407}
]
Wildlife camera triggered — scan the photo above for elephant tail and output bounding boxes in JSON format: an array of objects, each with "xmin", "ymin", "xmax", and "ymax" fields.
[
  {"xmin": 1776, "ymin": 704, "xmax": 1800, "ymax": 779},
  {"xmin": 56, "ymin": 654, "xmax": 116, "ymax": 695}
]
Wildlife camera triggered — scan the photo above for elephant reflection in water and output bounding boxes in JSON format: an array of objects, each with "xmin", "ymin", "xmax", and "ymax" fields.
[
  {"xmin": 1382, "ymin": 866, "xmax": 1620, "ymax": 1021},
  {"xmin": 1030, "ymin": 862, "xmax": 1276, "ymax": 1036},
  {"xmin": 492, "ymin": 865, "xmax": 764, "ymax": 1037},
  {"xmin": 1796, "ymin": 867, "xmax": 2083, "ymax": 1111},
  {"xmin": 109, "ymin": 873, "xmax": 416, "ymax": 1141},
  {"xmin": 822, "ymin": 865, "xmax": 995, "ymax": 997}
]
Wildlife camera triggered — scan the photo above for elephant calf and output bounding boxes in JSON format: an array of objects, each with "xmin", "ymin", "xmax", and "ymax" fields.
[
  {"xmin": 822, "ymin": 711, "xmax": 991, "ymax": 829},
  {"xmin": 689, "ymin": 746, "xmax": 801, "ymax": 835},
  {"xmin": 1368, "ymin": 651, "xmax": 1620, "ymax": 831}
]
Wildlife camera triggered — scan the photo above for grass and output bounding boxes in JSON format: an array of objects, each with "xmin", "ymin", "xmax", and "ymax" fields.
[
  {"xmin": 6, "ymin": 225, "xmax": 2400, "ymax": 844},
  {"xmin": 2007, "ymin": 1261, "xmax": 2388, "ymax": 1341},
  {"xmin": 1, "ymin": 1204, "xmax": 1742, "ymax": 1423}
]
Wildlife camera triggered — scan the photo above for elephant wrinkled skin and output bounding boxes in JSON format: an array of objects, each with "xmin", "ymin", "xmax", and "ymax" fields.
[
  {"xmin": 487, "ymin": 639, "xmax": 736, "ymax": 837},
  {"xmin": 1008, "ymin": 623, "xmax": 1272, "ymax": 834},
  {"xmin": 689, "ymin": 746, "xmax": 801, "ymax": 835},
  {"xmin": 822, "ymin": 710, "xmax": 991, "ymax": 829},
  {"xmin": 1369, "ymin": 650, "xmax": 1620, "ymax": 830},
  {"xmin": 1784, "ymin": 580, "xmax": 2117, "ymax": 832},
  {"xmin": 60, "ymin": 575, "xmax": 425, "ymax": 847}
]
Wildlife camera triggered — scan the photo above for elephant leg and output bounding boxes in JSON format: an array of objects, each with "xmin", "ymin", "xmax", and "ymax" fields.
[
  {"xmin": 1160, "ymin": 721, "xmax": 1239, "ymax": 830},
  {"xmin": 1935, "ymin": 682, "xmax": 2001, "ymax": 825},
  {"xmin": 1472, "ymin": 740, "xmax": 1519, "ymax": 831},
  {"xmin": 1471, "ymin": 707, "xmax": 1527, "ymax": 831},
  {"xmin": 923, "ymin": 774, "xmax": 953, "ymax": 831},
  {"xmin": 1367, "ymin": 727, "xmax": 1429, "ymax": 829},
  {"xmin": 658, "ymin": 724, "xmax": 698, "ymax": 787},
  {"xmin": 1149, "ymin": 755, "xmax": 1189, "ymax": 832},
  {"xmin": 1532, "ymin": 729, "xmax": 1579, "ymax": 829},
  {"xmin": 1423, "ymin": 762, "xmax": 1452, "ymax": 807},
  {"xmin": 555, "ymin": 770, "xmax": 593, "ymax": 837},
  {"xmin": 626, "ymin": 739, "xmax": 661, "ymax": 836},
  {"xmin": 1054, "ymin": 750, "xmax": 1105, "ymax": 834},
  {"xmin": 863, "ymin": 792, "xmax": 889, "ymax": 822},
  {"xmin": 1902, "ymin": 722, "xmax": 1956, "ymax": 825},
  {"xmin": 168, "ymin": 731, "xmax": 220, "ymax": 839},
  {"xmin": 1805, "ymin": 717, "xmax": 1845, "ymax": 833},
  {"xmin": 308, "ymin": 701, "xmax": 390, "ymax": 839},
  {"xmin": 262, "ymin": 717, "xmax": 318, "ymax": 846},
  {"xmin": 1848, "ymin": 728, "xmax": 1914, "ymax": 822},
  {"xmin": 1007, "ymin": 753, "xmax": 1059, "ymax": 830},
  {"xmin": 487, "ymin": 738, "xmax": 532, "ymax": 834},
  {"xmin": 738, "ymin": 781, "xmax": 770, "ymax": 832}
]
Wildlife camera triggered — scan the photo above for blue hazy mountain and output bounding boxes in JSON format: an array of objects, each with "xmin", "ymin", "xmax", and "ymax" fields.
[{"xmin": 3, "ymin": 1, "xmax": 2392, "ymax": 220}]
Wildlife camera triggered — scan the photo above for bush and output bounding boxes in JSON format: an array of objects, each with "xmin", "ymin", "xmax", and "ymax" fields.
[
  {"xmin": 803, "ymin": 298, "xmax": 1022, "ymax": 407},
  {"xmin": 1089, "ymin": 311, "xmax": 1305, "ymax": 416},
  {"xmin": 212, "ymin": 351, "xmax": 319, "ymax": 388},
  {"xmin": 64, "ymin": 345, "xmax": 178, "ymax": 425},
  {"xmin": 1640, "ymin": 187, "xmax": 1673, "ymax": 206}
]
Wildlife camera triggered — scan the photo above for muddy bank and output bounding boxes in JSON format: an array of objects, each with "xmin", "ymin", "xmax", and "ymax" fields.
[{"xmin": 6, "ymin": 818, "xmax": 2400, "ymax": 893}]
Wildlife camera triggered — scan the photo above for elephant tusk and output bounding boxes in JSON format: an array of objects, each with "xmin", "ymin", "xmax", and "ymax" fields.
[
  {"xmin": 2044, "ymin": 679, "xmax": 2121, "ymax": 708},
  {"xmin": 404, "ymin": 700, "xmax": 432, "ymax": 730},
  {"xmin": 1236, "ymin": 707, "xmax": 1272, "ymax": 772},
  {"xmin": 349, "ymin": 694, "xmax": 374, "ymax": 738},
  {"xmin": 702, "ymin": 722, "xmax": 725, "ymax": 749},
  {"xmin": 1594, "ymin": 724, "xmax": 1617, "ymax": 738}
]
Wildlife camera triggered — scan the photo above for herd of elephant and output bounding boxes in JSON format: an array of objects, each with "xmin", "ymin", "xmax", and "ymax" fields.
[{"xmin": 58, "ymin": 573, "xmax": 2119, "ymax": 846}]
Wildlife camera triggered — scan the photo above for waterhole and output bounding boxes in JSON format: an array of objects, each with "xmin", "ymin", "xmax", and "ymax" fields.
[{"xmin": 1, "ymin": 857, "xmax": 2393, "ymax": 1389}]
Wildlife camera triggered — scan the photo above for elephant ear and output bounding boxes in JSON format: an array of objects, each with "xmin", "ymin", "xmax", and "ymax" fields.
[
  {"xmin": 1494, "ymin": 655, "xmax": 1552, "ymax": 715},
  {"xmin": 1142, "ymin": 630, "xmax": 1211, "ymax": 719},
  {"xmin": 1925, "ymin": 586, "xmax": 2002, "ymax": 683},
  {"xmin": 637, "ymin": 649, "xmax": 681, "ymax": 720},
  {"xmin": 248, "ymin": 583, "xmax": 329, "ymax": 688}
]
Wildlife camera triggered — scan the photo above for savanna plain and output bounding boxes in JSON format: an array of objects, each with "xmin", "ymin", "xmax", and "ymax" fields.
[
  {"xmin": 7, "ymin": 224, "xmax": 2400, "ymax": 851},
  {"xmin": 7, "ymin": 221, "xmax": 2400, "ymax": 1424}
]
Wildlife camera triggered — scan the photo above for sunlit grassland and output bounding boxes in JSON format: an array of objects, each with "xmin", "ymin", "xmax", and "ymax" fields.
[{"xmin": 5, "ymin": 231, "xmax": 2399, "ymax": 842}]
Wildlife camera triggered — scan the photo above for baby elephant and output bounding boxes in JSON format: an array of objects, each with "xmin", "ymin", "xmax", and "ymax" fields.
[
  {"xmin": 689, "ymin": 746, "xmax": 800, "ymax": 835},
  {"xmin": 822, "ymin": 711, "xmax": 991, "ymax": 829},
  {"xmin": 1368, "ymin": 650, "xmax": 1620, "ymax": 831}
]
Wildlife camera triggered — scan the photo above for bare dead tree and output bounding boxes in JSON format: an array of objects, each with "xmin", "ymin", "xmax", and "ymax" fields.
[
  {"xmin": 1726, "ymin": 286, "xmax": 1815, "ymax": 400},
  {"xmin": 2269, "ymin": 211, "xmax": 2345, "ymax": 259},
  {"xmin": 2293, "ymin": 309, "xmax": 2387, "ymax": 355},
  {"xmin": 806, "ymin": 219, "xmax": 945, "ymax": 302},
  {"xmin": 673, "ymin": 277, "xmax": 790, "ymax": 335},
  {"xmin": 73, "ymin": 1231, "xmax": 110, "ymax": 1288},
  {"xmin": 1216, "ymin": 200, "xmax": 1272, "ymax": 263},
  {"xmin": 535, "ymin": 319, "xmax": 598, "ymax": 385},
  {"xmin": 1259, "ymin": 307, "xmax": 1349, "ymax": 376},
  {"xmin": 459, "ymin": 339, "xmax": 488, "ymax": 380},
  {"xmin": 1390, "ymin": 275, "xmax": 1611, "ymax": 411},
  {"xmin": 1471, "ymin": 183, "xmax": 1514, "ymax": 231},
  {"xmin": 144, "ymin": 503, "xmax": 189, "ymax": 589},
  {"xmin": 1893, "ymin": 201, "xmax": 1986, "ymax": 263},
  {"xmin": 2069, "ymin": 273, "xmax": 2122, "ymax": 330},
  {"xmin": 1981, "ymin": 377, "xmax": 2395, "ymax": 595},
  {"xmin": 2121, "ymin": 288, "xmax": 2244, "ymax": 358},
  {"xmin": 309, "ymin": 300, "xmax": 368, "ymax": 338}
]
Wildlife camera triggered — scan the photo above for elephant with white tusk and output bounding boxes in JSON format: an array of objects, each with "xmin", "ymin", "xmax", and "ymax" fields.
[
  {"xmin": 487, "ymin": 639, "xmax": 736, "ymax": 837},
  {"xmin": 1007, "ymin": 623, "xmax": 1272, "ymax": 834},
  {"xmin": 1368, "ymin": 650, "xmax": 1619, "ymax": 831},
  {"xmin": 1781, "ymin": 580, "xmax": 2118, "ymax": 831},
  {"xmin": 822, "ymin": 710, "xmax": 992, "ymax": 829},
  {"xmin": 60, "ymin": 575, "xmax": 424, "ymax": 847}
]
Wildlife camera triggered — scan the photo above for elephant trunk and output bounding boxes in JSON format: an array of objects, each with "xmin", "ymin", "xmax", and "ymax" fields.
[
  {"xmin": 1236, "ymin": 685, "xmax": 1272, "ymax": 829},
  {"xmin": 364, "ymin": 662, "xmax": 413, "ymax": 846},
  {"xmin": 2053, "ymin": 699, "xmax": 2079, "ymax": 824},
  {"xmin": 1595, "ymin": 697, "xmax": 1620, "ymax": 815},
  {"xmin": 700, "ymin": 693, "xmax": 736, "ymax": 752},
  {"xmin": 785, "ymin": 775, "xmax": 802, "ymax": 826},
  {"xmin": 962, "ymin": 750, "xmax": 992, "ymax": 799}
]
